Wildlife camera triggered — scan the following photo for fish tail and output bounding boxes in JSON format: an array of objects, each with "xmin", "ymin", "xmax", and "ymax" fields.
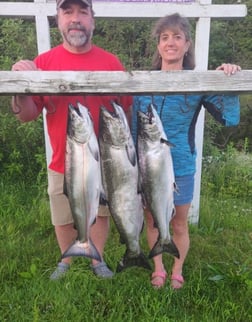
[
  {"xmin": 61, "ymin": 239, "xmax": 102, "ymax": 262},
  {"xmin": 149, "ymin": 239, "xmax": 180, "ymax": 259},
  {"xmin": 116, "ymin": 251, "xmax": 151, "ymax": 273}
]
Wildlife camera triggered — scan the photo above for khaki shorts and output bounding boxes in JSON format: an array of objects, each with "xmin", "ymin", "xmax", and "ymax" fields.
[{"xmin": 47, "ymin": 169, "xmax": 110, "ymax": 226}]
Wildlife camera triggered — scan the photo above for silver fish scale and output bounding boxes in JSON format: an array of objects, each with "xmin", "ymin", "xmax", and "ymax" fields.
[
  {"xmin": 99, "ymin": 104, "xmax": 144, "ymax": 258},
  {"xmin": 138, "ymin": 136, "xmax": 174, "ymax": 240},
  {"xmin": 63, "ymin": 103, "xmax": 102, "ymax": 261},
  {"xmin": 137, "ymin": 104, "xmax": 179, "ymax": 259}
]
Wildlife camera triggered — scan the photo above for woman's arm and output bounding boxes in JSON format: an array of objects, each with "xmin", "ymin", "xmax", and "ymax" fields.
[{"xmin": 202, "ymin": 63, "xmax": 241, "ymax": 126}]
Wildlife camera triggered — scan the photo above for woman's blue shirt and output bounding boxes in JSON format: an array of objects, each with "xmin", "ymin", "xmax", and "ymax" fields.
[{"xmin": 131, "ymin": 94, "xmax": 240, "ymax": 177}]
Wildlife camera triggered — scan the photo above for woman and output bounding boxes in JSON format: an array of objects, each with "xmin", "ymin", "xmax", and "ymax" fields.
[{"xmin": 131, "ymin": 13, "xmax": 241, "ymax": 289}]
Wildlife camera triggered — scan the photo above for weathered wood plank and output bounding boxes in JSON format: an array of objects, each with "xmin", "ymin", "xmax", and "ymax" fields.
[
  {"xmin": 0, "ymin": 70, "xmax": 251, "ymax": 96},
  {"xmin": 0, "ymin": 2, "xmax": 247, "ymax": 19}
]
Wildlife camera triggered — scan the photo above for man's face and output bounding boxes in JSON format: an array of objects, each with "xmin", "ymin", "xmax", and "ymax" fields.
[{"xmin": 57, "ymin": 1, "xmax": 94, "ymax": 52}]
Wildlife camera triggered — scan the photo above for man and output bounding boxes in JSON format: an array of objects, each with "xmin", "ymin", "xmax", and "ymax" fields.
[{"xmin": 11, "ymin": 0, "xmax": 132, "ymax": 280}]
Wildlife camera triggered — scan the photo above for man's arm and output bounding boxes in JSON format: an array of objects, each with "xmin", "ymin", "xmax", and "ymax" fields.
[
  {"xmin": 11, "ymin": 60, "xmax": 41, "ymax": 122},
  {"xmin": 11, "ymin": 95, "xmax": 40, "ymax": 122}
]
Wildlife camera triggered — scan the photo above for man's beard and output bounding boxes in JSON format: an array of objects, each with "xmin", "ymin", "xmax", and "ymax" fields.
[{"xmin": 62, "ymin": 24, "xmax": 93, "ymax": 48}]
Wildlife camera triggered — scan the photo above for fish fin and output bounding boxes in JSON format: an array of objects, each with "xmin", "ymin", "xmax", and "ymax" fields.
[
  {"xmin": 160, "ymin": 137, "xmax": 175, "ymax": 147},
  {"xmin": 63, "ymin": 177, "xmax": 68, "ymax": 197},
  {"xmin": 171, "ymin": 207, "xmax": 176, "ymax": 219},
  {"xmin": 149, "ymin": 239, "xmax": 180, "ymax": 259},
  {"xmin": 141, "ymin": 192, "xmax": 147, "ymax": 209},
  {"xmin": 88, "ymin": 137, "xmax": 100, "ymax": 162},
  {"xmin": 140, "ymin": 220, "xmax": 145, "ymax": 234},
  {"xmin": 139, "ymin": 177, "xmax": 147, "ymax": 208},
  {"xmin": 99, "ymin": 193, "xmax": 108, "ymax": 206},
  {"xmin": 119, "ymin": 235, "xmax": 126, "ymax": 245},
  {"xmin": 137, "ymin": 169, "xmax": 143, "ymax": 194},
  {"xmin": 61, "ymin": 239, "xmax": 102, "ymax": 262},
  {"xmin": 152, "ymin": 219, "xmax": 158, "ymax": 229},
  {"xmin": 90, "ymin": 218, "xmax": 96, "ymax": 226},
  {"xmin": 174, "ymin": 182, "xmax": 179, "ymax": 194},
  {"xmin": 116, "ymin": 251, "xmax": 151, "ymax": 273},
  {"xmin": 125, "ymin": 142, "xmax": 137, "ymax": 167}
]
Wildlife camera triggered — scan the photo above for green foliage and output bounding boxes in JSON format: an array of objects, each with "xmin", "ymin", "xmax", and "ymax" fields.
[
  {"xmin": 205, "ymin": 0, "xmax": 252, "ymax": 150},
  {"xmin": 0, "ymin": 17, "xmax": 45, "ymax": 183},
  {"xmin": 204, "ymin": 94, "xmax": 252, "ymax": 153},
  {"xmin": 210, "ymin": 0, "xmax": 252, "ymax": 69},
  {"xmin": 93, "ymin": 18, "xmax": 155, "ymax": 70},
  {"xmin": 227, "ymin": 13, "xmax": 252, "ymax": 70},
  {"xmin": 202, "ymin": 142, "xmax": 252, "ymax": 200},
  {"xmin": 0, "ymin": 105, "xmax": 47, "ymax": 183},
  {"xmin": 0, "ymin": 18, "xmax": 37, "ymax": 69},
  {"xmin": 208, "ymin": 21, "xmax": 234, "ymax": 69}
]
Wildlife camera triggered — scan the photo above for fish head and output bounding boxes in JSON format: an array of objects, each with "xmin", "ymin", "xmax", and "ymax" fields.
[
  {"xmin": 111, "ymin": 101, "xmax": 130, "ymax": 131},
  {"xmin": 137, "ymin": 104, "xmax": 167, "ymax": 142},
  {"xmin": 99, "ymin": 105, "xmax": 128, "ymax": 146},
  {"xmin": 148, "ymin": 104, "xmax": 166, "ymax": 136},
  {"xmin": 137, "ymin": 109, "xmax": 160, "ymax": 142},
  {"xmin": 67, "ymin": 102, "xmax": 93, "ymax": 143}
]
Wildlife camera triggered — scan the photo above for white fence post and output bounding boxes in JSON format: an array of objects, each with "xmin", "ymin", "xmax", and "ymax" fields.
[
  {"xmin": 189, "ymin": 0, "xmax": 212, "ymax": 224},
  {"xmin": 34, "ymin": 0, "xmax": 53, "ymax": 167}
]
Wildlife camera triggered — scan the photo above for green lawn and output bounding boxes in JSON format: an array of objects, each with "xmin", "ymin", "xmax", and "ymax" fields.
[{"xmin": 0, "ymin": 153, "xmax": 251, "ymax": 322}]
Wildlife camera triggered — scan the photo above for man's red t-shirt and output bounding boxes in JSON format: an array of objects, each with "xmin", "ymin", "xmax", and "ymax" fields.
[{"xmin": 33, "ymin": 44, "xmax": 132, "ymax": 173}]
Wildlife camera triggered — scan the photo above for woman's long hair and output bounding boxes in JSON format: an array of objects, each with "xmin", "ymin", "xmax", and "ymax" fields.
[{"xmin": 151, "ymin": 13, "xmax": 195, "ymax": 70}]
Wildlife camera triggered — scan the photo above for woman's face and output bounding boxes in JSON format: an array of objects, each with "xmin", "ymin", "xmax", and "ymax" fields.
[{"xmin": 157, "ymin": 28, "xmax": 190, "ymax": 70}]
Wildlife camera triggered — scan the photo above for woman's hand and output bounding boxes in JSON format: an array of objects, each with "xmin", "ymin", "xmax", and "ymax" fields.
[{"xmin": 216, "ymin": 63, "xmax": 241, "ymax": 76}]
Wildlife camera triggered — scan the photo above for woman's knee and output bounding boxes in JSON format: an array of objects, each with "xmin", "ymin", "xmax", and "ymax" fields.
[{"xmin": 171, "ymin": 217, "xmax": 188, "ymax": 235}]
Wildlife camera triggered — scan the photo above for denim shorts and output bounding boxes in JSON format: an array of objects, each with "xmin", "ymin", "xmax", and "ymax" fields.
[{"xmin": 174, "ymin": 174, "xmax": 195, "ymax": 206}]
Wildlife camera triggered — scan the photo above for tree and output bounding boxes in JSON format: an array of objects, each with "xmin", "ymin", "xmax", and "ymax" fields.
[{"xmin": 0, "ymin": 2, "xmax": 251, "ymax": 183}]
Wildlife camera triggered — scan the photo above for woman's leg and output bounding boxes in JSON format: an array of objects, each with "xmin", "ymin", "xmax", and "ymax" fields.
[
  {"xmin": 170, "ymin": 203, "xmax": 191, "ymax": 289},
  {"xmin": 145, "ymin": 211, "xmax": 167, "ymax": 287}
]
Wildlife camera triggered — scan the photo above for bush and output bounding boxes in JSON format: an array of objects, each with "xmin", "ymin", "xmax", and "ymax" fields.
[
  {"xmin": 202, "ymin": 141, "xmax": 252, "ymax": 200},
  {"xmin": 0, "ymin": 101, "xmax": 46, "ymax": 183}
]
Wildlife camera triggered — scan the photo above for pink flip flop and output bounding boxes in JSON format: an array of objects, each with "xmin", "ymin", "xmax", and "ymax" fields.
[
  {"xmin": 171, "ymin": 274, "xmax": 184, "ymax": 289},
  {"xmin": 151, "ymin": 271, "xmax": 167, "ymax": 288}
]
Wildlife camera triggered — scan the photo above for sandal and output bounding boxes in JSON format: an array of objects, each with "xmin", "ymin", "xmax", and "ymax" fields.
[
  {"xmin": 171, "ymin": 274, "xmax": 184, "ymax": 289},
  {"xmin": 151, "ymin": 271, "xmax": 167, "ymax": 289}
]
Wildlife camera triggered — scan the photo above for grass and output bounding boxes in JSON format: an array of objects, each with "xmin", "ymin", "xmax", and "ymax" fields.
[{"xmin": 0, "ymin": 151, "xmax": 252, "ymax": 322}]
